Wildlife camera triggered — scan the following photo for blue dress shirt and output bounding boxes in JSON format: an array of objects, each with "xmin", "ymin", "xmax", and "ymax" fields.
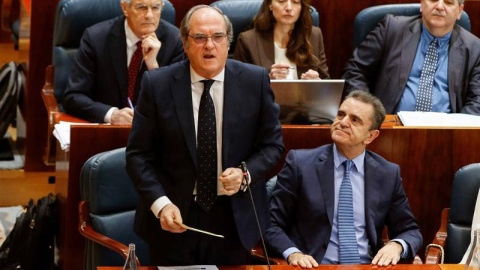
[
  {"xmin": 396, "ymin": 24, "xmax": 452, "ymax": 113},
  {"xmin": 282, "ymin": 144, "xmax": 408, "ymax": 264}
]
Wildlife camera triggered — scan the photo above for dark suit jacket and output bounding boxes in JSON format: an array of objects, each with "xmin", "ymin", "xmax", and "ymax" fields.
[
  {"xmin": 63, "ymin": 15, "xmax": 184, "ymax": 123},
  {"xmin": 126, "ymin": 59, "xmax": 284, "ymax": 250},
  {"xmin": 265, "ymin": 144, "xmax": 422, "ymax": 262},
  {"xmin": 233, "ymin": 27, "xmax": 330, "ymax": 79},
  {"xmin": 343, "ymin": 15, "xmax": 480, "ymax": 115}
]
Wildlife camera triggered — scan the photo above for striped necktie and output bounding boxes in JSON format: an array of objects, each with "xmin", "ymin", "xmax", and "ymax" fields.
[{"xmin": 338, "ymin": 159, "xmax": 361, "ymax": 264}]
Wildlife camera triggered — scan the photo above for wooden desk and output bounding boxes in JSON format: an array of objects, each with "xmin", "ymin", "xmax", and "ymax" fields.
[
  {"xmin": 58, "ymin": 122, "xmax": 480, "ymax": 270},
  {"xmin": 98, "ymin": 264, "xmax": 464, "ymax": 270}
]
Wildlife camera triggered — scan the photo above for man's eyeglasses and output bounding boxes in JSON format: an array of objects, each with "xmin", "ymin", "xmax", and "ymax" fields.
[
  {"xmin": 188, "ymin": 33, "xmax": 227, "ymax": 45},
  {"xmin": 133, "ymin": 3, "xmax": 162, "ymax": 13}
]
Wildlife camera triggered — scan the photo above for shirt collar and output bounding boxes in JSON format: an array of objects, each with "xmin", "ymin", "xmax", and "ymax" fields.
[
  {"xmin": 190, "ymin": 66, "xmax": 225, "ymax": 84},
  {"xmin": 333, "ymin": 143, "xmax": 365, "ymax": 172},
  {"xmin": 421, "ymin": 23, "xmax": 452, "ymax": 47},
  {"xmin": 125, "ymin": 20, "xmax": 141, "ymax": 49}
]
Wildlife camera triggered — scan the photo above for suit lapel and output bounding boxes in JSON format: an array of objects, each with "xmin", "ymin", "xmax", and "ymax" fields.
[
  {"xmin": 222, "ymin": 60, "xmax": 242, "ymax": 168},
  {"xmin": 316, "ymin": 145, "xmax": 335, "ymax": 226},
  {"xmin": 108, "ymin": 16, "xmax": 129, "ymax": 106},
  {"xmin": 172, "ymin": 61, "xmax": 198, "ymax": 168},
  {"xmin": 398, "ymin": 18, "xmax": 422, "ymax": 105},
  {"xmin": 448, "ymin": 26, "xmax": 464, "ymax": 113},
  {"xmin": 259, "ymin": 31, "xmax": 275, "ymax": 71},
  {"xmin": 364, "ymin": 151, "xmax": 381, "ymax": 245}
]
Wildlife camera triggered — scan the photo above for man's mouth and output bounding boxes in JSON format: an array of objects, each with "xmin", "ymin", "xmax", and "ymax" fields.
[{"xmin": 204, "ymin": 54, "xmax": 215, "ymax": 59}]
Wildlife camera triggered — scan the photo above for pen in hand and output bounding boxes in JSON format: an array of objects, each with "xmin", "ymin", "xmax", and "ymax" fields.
[{"xmin": 127, "ymin": 97, "xmax": 134, "ymax": 110}]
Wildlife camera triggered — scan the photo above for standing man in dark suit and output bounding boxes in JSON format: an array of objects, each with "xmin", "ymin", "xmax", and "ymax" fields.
[
  {"xmin": 343, "ymin": 0, "xmax": 480, "ymax": 115},
  {"xmin": 126, "ymin": 5, "xmax": 284, "ymax": 265},
  {"xmin": 63, "ymin": 0, "xmax": 184, "ymax": 124},
  {"xmin": 265, "ymin": 91, "xmax": 422, "ymax": 267}
]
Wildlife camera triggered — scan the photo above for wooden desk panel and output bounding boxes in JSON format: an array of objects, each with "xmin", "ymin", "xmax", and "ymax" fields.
[
  {"xmin": 60, "ymin": 125, "xmax": 480, "ymax": 270},
  {"xmin": 98, "ymin": 264, "xmax": 462, "ymax": 270}
]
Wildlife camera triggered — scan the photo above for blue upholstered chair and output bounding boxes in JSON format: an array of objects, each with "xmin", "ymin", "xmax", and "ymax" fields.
[
  {"xmin": 41, "ymin": 0, "xmax": 175, "ymax": 165},
  {"xmin": 209, "ymin": 0, "xmax": 319, "ymax": 55},
  {"xmin": 353, "ymin": 4, "xmax": 471, "ymax": 48},
  {"xmin": 425, "ymin": 163, "xmax": 480, "ymax": 264},
  {"xmin": 79, "ymin": 147, "xmax": 148, "ymax": 270}
]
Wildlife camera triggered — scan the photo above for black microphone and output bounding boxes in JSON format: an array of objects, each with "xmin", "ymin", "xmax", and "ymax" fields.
[{"xmin": 240, "ymin": 161, "xmax": 272, "ymax": 270}]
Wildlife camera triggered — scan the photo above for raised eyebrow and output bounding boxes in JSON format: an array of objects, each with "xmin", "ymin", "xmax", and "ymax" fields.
[{"xmin": 351, "ymin": 113, "xmax": 364, "ymax": 124}]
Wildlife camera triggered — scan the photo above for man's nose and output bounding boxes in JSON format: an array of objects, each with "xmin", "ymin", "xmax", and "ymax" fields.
[
  {"xmin": 436, "ymin": 0, "xmax": 445, "ymax": 10},
  {"xmin": 339, "ymin": 116, "xmax": 350, "ymax": 126}
]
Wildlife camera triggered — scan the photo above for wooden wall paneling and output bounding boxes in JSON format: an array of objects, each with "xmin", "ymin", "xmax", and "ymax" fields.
[{"xmin": 23, "ymin": 0, "xmax": 59, "ymax": 171}]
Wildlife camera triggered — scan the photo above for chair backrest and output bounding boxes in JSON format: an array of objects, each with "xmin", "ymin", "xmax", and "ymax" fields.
[
  {"xmin": 52, "ymin": 0, "xmax": 175, "ymax": 109},
  {"xmin": 209, "ymin": 0, "xmax": 319, "ymax": 55},
  {"xmin": 445, "ymin": 163, "xmax": 480, "ymax": 263},
  {"xmin": 353, "ymin": 3, "xmax": 471, "ymax": 48},
  {"xmin": 80, "ymin": 147, "xmax": 149, "ymax": 270}
]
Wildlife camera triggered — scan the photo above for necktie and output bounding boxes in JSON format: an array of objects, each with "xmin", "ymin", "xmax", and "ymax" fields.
[
  {"xmin": 338, "ymin": 160, "xmax": 361, "ymax": 264},
  {"xmin": 196, "ymin": 80, "xmax": 217, "ymax": 212},
  {"xmin": 128, "ymin": 41, "xmax": 143, "ymax": 105},
  {"xmin": 415, "ymin": 38, "xmax": 438, "ymax": 112}
]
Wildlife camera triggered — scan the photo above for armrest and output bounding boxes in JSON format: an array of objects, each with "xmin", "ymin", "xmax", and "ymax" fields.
[
  {"xmin": 41, "ymin": 65, "xmax": 87, "ymax": 165},
  {"xmin": 425, "ymin": 208, "xmax": 449, "ymax": 264},
  {"xmin": 250, "ymin": 242, "xmax": 288, "ymax": 265},
  {"xmin": 79, "ymin": 201, "xmax": 141, "ymax": 266}
]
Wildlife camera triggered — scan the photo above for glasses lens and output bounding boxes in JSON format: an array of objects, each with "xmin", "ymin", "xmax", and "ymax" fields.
[
  {"xmin": 193, "ymin": 36, "xmax": 207, "ymax": 44},
  {"xmin": 213, "ymin": 34, "xmax": 225, "ymax": 43}
]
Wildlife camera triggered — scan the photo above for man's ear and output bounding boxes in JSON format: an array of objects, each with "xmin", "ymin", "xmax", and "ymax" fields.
[
  {"xmin": 120, "ymin": 1, "xmax": 129, "ymax": 17},
  {"xmin": 364, "ymin": 130, "xmax": 380, "ymax": 145}
]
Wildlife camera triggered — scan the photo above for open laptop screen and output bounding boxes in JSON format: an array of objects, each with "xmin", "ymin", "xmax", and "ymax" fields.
[{"xmin": 270, "ymin": 79, "xmax": 345, "ymax": 125}]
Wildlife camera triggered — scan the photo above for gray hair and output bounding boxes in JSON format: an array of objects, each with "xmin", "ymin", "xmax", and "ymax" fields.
[
  {"xmin": 121, "ymin": 0, "xmax": 164, "ymax": 6},
  {"xmin": 344, "ymin": 90, "xmax": 386, "ymax": 131},
  {"xmin": 180, "ymin": 5, "xmax": 233, "ymax": 47}
]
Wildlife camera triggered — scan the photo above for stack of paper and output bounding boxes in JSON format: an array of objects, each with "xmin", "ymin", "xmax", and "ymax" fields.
[
  {"xmin": 53, "ymin": 121, "xmax": 100, "ymax": 150},
  {"xmin": 398, "ymin": 111, "xmax": 480, "ymax": 127}
]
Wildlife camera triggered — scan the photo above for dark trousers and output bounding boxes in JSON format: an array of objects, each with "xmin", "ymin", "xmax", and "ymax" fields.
[{"xmin": 149, "ymin": 196, "xmax": 250, "ymax": 266}]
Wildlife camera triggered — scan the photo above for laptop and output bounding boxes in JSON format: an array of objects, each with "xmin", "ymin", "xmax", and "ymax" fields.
[{"xmin": 270, "ymin": 79, "xmax": 345, "ymax": 125}]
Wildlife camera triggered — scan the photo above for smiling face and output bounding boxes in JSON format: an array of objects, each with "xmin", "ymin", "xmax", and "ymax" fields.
[
  {"xmin": 270, "ymin": 0, "xmax": 302, "ymax": 28},
  {"xmin": 121, "ymin": 0, "xmax": 162, "ymax": 38},
  {"xmin": 330, "ymin": 98, "xmax": 379, "ymax": 156},
  {"xmin": 183, "ymin": 8, "xmax": 229, "ymax": 79},
  {"xmin": 420, "ymin": 0, "xmax": 463, "ymax": 37}
]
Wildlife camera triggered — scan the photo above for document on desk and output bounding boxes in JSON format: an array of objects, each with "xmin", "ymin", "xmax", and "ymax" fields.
[
  {"xmin": 158, "ymin": 266, "xmax": 218, "ymax": 270},
  {"xmin": 53, "ymin": 121, "xmax": 101, "ymax": 151},
  {"xmin": 398, "ymin": 111, "xmax": 480, "ymax": 127}
]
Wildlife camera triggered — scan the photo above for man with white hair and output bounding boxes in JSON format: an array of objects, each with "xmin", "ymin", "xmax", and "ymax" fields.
[{"xmin": 63, "ymin": 0, "xmax": 184, "ymax": 124}]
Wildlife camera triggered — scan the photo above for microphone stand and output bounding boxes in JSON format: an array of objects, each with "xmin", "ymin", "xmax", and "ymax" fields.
[{"xmin": 241, "ymin": 162, "xmax": 272, "ymax": 270}]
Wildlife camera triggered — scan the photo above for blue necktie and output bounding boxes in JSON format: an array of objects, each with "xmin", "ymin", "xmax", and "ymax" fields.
[
  {"xmin": 416, "ymin": 38, "xmax": 438, "ymax": 112},
  {"xmin": 338, "ymin": 160, "xmax": 361, "ymax": 264},
  {"xmin": 196, "ymin": 80, "xmax": 217, "ymax": 212}
]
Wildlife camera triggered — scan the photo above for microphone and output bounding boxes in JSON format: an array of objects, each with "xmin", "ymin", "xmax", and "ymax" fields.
[{"xmin": 240, "ymin": 162, "xmax": 272, "ymax": 270}]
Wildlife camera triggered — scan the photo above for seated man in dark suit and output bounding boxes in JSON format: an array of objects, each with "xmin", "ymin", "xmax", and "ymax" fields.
[
  {"xmin": 63, "ymin": 0, "xmax": 184, "ymax": 124},
  {"xmin": 265, "ymin": 90, "xmax": 422, "ymax": 267},
  {"xmin": 343, "ymin": 0, "xmax": 480, "ymax": 115}
]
